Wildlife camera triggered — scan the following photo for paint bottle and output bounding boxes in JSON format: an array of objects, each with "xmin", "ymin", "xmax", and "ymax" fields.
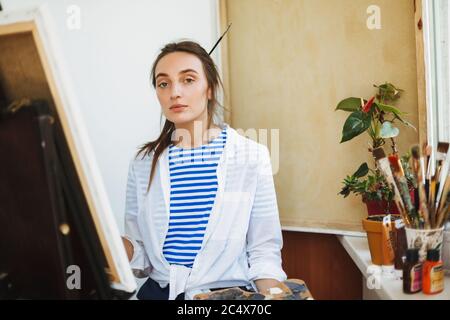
[
  {"xmin": 403, "ymin": 248, "xmax": 422, "ymax": 294},
  {"xmin": 423, "ymin": 249, "xmax": 444, "ymax": 295},
  {"xmin": 394, "ymin": 219, "xmax": 407, "ymax": 273}
]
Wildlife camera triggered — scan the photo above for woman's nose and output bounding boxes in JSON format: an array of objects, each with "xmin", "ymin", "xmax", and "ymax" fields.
[{"xmin": 170, "ymin": 83, "xmax": 182, "ymax": 99}]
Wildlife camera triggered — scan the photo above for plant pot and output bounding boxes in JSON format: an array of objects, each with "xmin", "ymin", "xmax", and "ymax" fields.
[
  {"xmin": 363, "ymin": 191, "xmax": 415, "ymax": 216},
  {"xmin": 364, "ymin": 199, "xmax": 400, "ymax": 216},
  {"xmin": 362, "ymin": 215, "xmax": 402, "ymax": 265}
]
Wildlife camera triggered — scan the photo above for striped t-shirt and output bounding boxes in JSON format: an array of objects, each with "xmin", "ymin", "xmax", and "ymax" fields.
[{"xmin": 162, "ymin": 126, "xmax": 227, "ymax": 267}]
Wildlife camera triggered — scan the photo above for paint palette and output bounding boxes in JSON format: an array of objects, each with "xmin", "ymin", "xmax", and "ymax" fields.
[{"xmin": 194, "ymin": 279, "xmax": 313, "ymax": 300}]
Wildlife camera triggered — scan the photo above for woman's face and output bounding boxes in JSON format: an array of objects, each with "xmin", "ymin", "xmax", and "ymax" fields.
[{"xmin": 155, "ymin": 51, "xmax": 212, "ymax": 125}]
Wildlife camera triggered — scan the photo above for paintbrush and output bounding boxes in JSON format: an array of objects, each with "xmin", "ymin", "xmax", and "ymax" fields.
[
  {"xmin": 436, "ymin": 172, "xmax": 450, "ymax": 228},
  {"xmin": 411, "ymin": 145, "xmax": 431, "ymax": 229},
  {"xmin": 436, "ymin": 194, "xmax": 450, "ymax": 228},
  {"xmin": 429, "ymin": 178, "xmax": 437, "ymax": 228},
  {"xmin": 441, "ymin": 203, "xmax": 450, "ymax": 227},
  {"xmin": 373, "ymin": 147, "xmax": 411, "ymax": 227},
  {"xmin": 425, "ymin": 146, "xmax": 438, "ymax": 227},
  {"xmin": 424, "ymin": 144, "xmax": 432, "ymax": 200},
  {"xmin": 440, "ymin": 199, "xmax": 450, "ymax": 227},
  {"xmin": 434, "ymin": 142, "xmax": 449, "ymax": 211},
  {"xmin": 389, "ymin": 154, "xmax": 417, "ymax": 227}
]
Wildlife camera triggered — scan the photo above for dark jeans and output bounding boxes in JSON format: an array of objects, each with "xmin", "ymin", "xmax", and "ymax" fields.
[
  {"xmin": 137, "ymin": 277, "xmax": 185, "ymax": 300},
  {"xmin": 137, "ymin": 277, "xmax": 252, "ymax": 300}
]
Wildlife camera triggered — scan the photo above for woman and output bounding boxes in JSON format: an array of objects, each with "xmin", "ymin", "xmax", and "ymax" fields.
[{"xmin": 122, "ymin": 40, "xmax": 286, "ymax": 300}]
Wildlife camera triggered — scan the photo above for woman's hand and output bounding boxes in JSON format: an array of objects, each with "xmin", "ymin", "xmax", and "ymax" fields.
[
  {"xmin": 121, "ymin": 237, "xmax": 134, "ymax": 261},
  {"xmin": 254, "ymin": 279, "xmax": 283, "ymax": 295}
]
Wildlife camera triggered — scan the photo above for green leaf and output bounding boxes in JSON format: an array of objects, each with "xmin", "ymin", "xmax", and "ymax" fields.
[
  {"xmin": 338, "ymin": 186, "xmax": 351, "ymax": 198},
  {"xmin": 394, "ymin": 114, "xmax": 417, "ymax": 131},
  {"xmin": 340, "ymin": 111, "xmax": 372, "ymax": 143},
  {"xmin": 353, "ymin": 162, "xmax": 369, "ymax": 178},
  {"xmin": 374, "ymin": 102, "xmax": 406, "ymax": 117},
  {"xmin": 335, "ymin": 97, "xmax": 362, "ymax": 112},
  {"xmin": 380, "ymin": 121, "xmax": 400, "ymax": 138},
  {"xmin": 374, "ymin": 83, "xmax": 404, "ymax": 102}
]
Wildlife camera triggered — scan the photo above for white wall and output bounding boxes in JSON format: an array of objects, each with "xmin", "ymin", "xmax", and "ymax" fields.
[{"xmin": 2, "ymin": 0, "xmax": 220, "ymax": 232}]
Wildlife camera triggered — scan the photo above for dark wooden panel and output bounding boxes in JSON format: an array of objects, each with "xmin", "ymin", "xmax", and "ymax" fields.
[{"xmin": 282, "ymin": 231, "xmax": 362, "ymax": 300}]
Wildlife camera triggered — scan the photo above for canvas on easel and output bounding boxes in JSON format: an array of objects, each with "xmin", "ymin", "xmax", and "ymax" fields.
[{"xmin": 0, "ymin": 5, "xmax": 136, "ymax": 299}]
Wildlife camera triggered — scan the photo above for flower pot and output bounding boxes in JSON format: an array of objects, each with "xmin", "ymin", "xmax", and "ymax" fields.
[
  {"xmin": 405, "ymin": 226, "xmax": 445, "ymax": 263},
  {"xmin": 363, "ymin": 191, "xmax": 415, "ymax": 216},
  {"xmin": 362, "ymin": 215, "xmax": 401, "ymax": 265},
  {"xmin": 364, "ymin": 199, "xmax": 400, "ymax": 216}
]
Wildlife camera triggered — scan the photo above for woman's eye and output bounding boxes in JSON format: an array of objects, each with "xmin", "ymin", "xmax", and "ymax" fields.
[
  {"xmin": 185, "ymin": 78, "xmax": 195, "ymax": 84},
  {"xmin": 158, "ymin": 82, "xmax": 168, "ymax": 88}
]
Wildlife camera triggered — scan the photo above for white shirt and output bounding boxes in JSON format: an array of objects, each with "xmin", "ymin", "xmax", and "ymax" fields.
[{"xmin": 124, "ymin": 123, "xmax": 287, "ymax": 300}]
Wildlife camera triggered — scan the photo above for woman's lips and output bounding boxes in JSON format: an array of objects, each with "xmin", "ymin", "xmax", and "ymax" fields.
[{"xmin": 170, "ymin": 104, "xmax": 188, "ymax": 112}]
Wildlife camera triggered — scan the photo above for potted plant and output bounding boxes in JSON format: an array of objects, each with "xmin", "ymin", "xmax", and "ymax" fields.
[
  {"xmin": 339, "ymin": 154, "xmax": 415, "ymax": 216},
  {"xmin": 335, "ymin": 82, "xmax": 416, "ymax": 265}
]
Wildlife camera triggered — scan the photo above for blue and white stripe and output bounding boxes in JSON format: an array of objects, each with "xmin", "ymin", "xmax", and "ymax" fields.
[{"xmin": 162, "ymin": 127, "xmax": 227, "ymax": 267}]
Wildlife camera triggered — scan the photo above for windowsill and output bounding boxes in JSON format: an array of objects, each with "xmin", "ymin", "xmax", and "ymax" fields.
[{"xmin": 337, "ymin": 235, "xmax": 450, "ymax": 300}]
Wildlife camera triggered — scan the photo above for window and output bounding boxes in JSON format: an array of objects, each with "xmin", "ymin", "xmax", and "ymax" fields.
[{"xmin": 424, "ymin": 0, "xmax": 450, "ymax": 146}]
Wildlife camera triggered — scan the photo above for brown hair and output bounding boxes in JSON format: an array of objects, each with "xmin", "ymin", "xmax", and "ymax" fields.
[{"xmin": 137, "ymin": 40, "xmax": 225, "ymax": 192}]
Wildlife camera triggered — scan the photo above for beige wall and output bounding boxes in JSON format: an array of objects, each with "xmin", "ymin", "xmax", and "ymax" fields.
[{"xmin": 225, "ymin": 0, "xmax": 419, "ymax": 231}]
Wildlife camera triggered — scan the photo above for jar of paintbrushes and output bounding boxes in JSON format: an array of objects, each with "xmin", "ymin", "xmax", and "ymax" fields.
[{"xmin": 373, "ymin": 143, "xmax": 450, "ymax": 263}]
